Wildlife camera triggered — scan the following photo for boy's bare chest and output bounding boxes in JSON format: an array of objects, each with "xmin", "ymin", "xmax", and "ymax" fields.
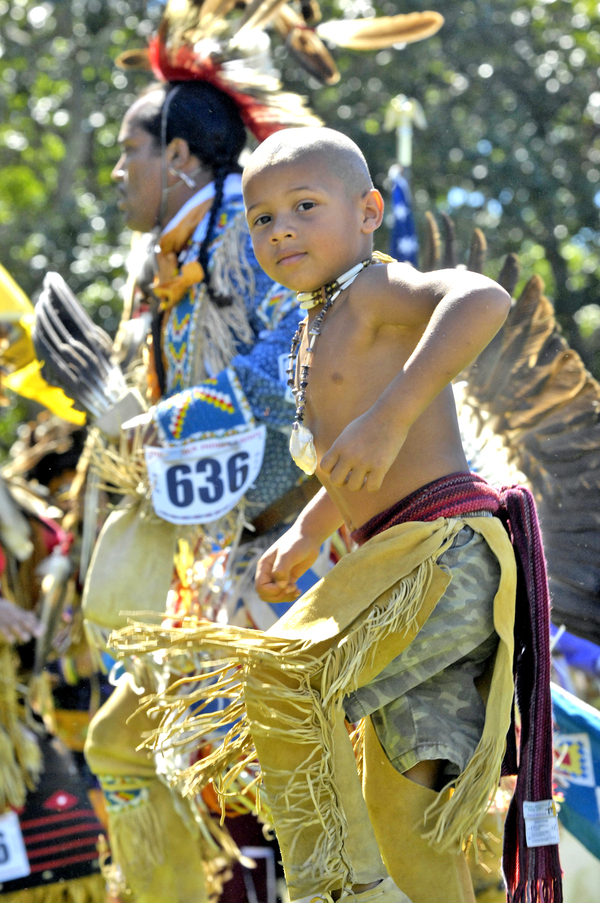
[{"xmin": 296, "ymin": 307, "xmax": 409, "ymax": 421}]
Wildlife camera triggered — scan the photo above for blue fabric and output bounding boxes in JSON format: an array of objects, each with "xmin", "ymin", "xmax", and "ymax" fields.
[
  {"xmin": 155, "ymin": 368, "xmax": 254, "ymax": 441},
  {"xmin": 551, "ymin": 624, "xmax": 600, "ymax": 677},
  {"xmin": 389, "ymin": 171, "xmax": 419, "ymax": 266},
  {"xmin": 232, "ymin": 304, "xmax": 303, "ymax": 429},
  {"xmin": 157, "ymin": 195, "xmax": 299, "ymax": 436},
  {"xmin": 154, "ymin": 192, "xmax": 303, "ymax": 511},
  {"xmin": 552, "ymin": 683, "xmax": 600, "ymax": 860}
]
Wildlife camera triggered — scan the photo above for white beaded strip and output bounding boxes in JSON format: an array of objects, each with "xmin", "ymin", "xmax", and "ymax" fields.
[{"xmin": 296, "ymin": 260, "xmax": 370, "ymax": 311}]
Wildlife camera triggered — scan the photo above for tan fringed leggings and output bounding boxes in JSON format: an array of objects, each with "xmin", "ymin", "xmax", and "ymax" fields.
[
  {"xmin": 244, "ymin": 663, "xmax": 476, "ymax": 903},
  {"xmin": 85, "ymin": 674, "xmax": 208, "ymax": 903},
  {"xmin": 244, "ymin": 664, "xmax": 386, "ymax": 901}
]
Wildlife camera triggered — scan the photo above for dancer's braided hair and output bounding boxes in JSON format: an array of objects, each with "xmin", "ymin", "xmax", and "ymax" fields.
[{"xmin": 136, "ymin": 80, "xmax": 247, "ymax": 307}]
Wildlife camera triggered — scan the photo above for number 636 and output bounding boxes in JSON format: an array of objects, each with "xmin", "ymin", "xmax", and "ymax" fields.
[{"xmin": 165, "ymin": 452, "xmax": 250, "ymax": 507}]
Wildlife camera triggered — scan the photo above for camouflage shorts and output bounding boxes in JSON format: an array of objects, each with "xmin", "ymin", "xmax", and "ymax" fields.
[{"xmin": 343, "ymin": 521, "xmax": 500, "ymax": 779}]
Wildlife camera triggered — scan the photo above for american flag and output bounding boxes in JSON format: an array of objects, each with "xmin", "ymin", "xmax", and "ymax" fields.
[{"xmin": 389, "ymin": 170, "xmax": 418, "ymax": 267}]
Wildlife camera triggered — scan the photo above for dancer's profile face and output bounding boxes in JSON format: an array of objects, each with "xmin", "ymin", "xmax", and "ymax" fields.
[{"xmin": 112, "ymin": 95, "xmax": 164, "ymax": 233}]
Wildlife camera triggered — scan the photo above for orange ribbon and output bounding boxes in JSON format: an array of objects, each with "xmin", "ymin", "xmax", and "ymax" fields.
[{"xmin": 153, "ymin": 198, "xmax": 213, "ymax": 311}]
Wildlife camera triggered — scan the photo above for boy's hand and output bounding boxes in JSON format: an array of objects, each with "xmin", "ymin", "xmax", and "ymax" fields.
[
  {"xmin": 0, "ymin": 598, "xmax": 43, "ymax": 644},
  {"xmin": 320, "ymin": 409, "xmax": 408, "ymax": 493},
  {"xmin": 255, "ymin": 527, "xmax": 321, "ymax": 604}
]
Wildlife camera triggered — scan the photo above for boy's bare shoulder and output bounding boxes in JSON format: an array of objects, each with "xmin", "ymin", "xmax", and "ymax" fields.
[
  {"xmin": 352, "ymin": 260, "xmax": 414, "ymax": 300},
  {"xmin": 351, "ymin": 261, "xmax": 510, "ymax": 331},
  {"xmin": 350, "ymin": 260, "xmax": 438, "ymax": 329}
]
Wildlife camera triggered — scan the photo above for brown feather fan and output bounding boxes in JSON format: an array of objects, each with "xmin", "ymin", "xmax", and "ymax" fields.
[
  {"xmin": 461, "ymin": 272, "xmax": 600, "ymax": 645},
  {"xmin": 316, "ymin": 11, "xmax": 444, "ymax": 52}
]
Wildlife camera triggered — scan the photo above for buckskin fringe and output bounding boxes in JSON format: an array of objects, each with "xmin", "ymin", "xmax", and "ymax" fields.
[
  {"xmin": 0, "ymin": 644, "xmax": 42, "ymax": 811},
  {"xmin": 103, "ymin": 790, "xmax": 165, "ymax": 890},
  {"xmin": 421, "ymin": 736, "xmax": 504, "ymax": 851},
  {"xmin": 0, "ymin": 874, "xmax": 105, "ymax": 903},
  {"xmin": 110, "ymin": 557, "xmax": 435, "ymax": 893}
]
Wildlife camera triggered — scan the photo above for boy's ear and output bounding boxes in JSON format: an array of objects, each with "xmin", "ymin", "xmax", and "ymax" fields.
[{"xmin": 360, "ymin": 189, "xmax": 384, "ymax": 234}]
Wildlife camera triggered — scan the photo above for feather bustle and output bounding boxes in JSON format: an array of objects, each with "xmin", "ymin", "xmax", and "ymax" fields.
[{"xmin": 461, "ymin": 267, "xmax": 600, "ymax": 644}]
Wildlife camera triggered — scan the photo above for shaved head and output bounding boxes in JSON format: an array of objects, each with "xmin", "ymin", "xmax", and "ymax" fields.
[{"xmin": 243, "ymin": 127, "xmax": 373, "ymax": 198}]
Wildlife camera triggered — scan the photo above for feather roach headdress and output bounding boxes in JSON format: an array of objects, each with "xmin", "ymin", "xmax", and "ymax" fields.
[{"xmin": 116, "ymin": 0, "xmax": 444, "ymax": 141}]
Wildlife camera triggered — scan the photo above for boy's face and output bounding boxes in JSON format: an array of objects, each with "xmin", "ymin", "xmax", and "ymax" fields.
[{"xmin": 244, "ymin": 155, "xmax": 381, "ymax": 293}]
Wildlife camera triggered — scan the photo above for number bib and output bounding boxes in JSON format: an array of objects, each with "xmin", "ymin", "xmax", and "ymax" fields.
[
  {"xmin": 145, "ymin": 426, "xmax": 266, "ymax": 525},
  {"xmin": 0, "ymin": 810, "xmax": 30, "ymax": 882}
]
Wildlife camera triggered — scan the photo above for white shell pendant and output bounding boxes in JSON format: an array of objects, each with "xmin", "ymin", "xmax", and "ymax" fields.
[{"xmin": 290, "ymin": 423, "xmax": 318, "ymax": 475}]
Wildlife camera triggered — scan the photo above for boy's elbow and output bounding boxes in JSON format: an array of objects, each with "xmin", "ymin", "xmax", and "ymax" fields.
[
  {"xmin": 477, "ymin": 279, "xmax": 511, "ymax": 329},
  {"xmin": 493, "ymin": 285, "xmax": 512, "ymax": 325}
]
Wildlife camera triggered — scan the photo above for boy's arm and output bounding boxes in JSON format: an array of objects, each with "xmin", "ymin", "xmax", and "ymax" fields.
[
  {"xmin": 255, "ymin": 487, "xmax": 343, "ymax": 603},
  {"xmin": 322, "ymin": 267, "xmax": 511, "ymax": 491}
]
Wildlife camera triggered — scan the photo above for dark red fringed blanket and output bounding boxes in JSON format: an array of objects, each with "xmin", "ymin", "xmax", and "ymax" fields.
[{"xmin": 352, "ymin": 471, "xmax": 562, "ymax": 903}]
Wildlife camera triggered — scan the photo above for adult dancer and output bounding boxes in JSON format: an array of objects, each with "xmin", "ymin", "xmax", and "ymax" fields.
[{"xmin": 81, "ymin": 77, "xmax": 319, "ymax": 903}]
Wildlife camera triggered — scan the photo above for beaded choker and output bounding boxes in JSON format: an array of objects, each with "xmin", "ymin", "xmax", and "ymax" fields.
[
  {"xmin": 296, "ymin": 259, "xmax": 373, "ymax": 311},
  {"xmin": 287, "ymin": 257, "xmax": 373, "ymax": 474}
]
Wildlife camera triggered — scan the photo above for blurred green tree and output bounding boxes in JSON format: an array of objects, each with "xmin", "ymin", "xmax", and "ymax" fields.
[
  {"xmin": 0, "ymin": 0, "xmax": 158, "ymax": 333},
  {"xmin": 281, "ymin": 0, "xmax": 600, "ymax": 363},
  {"xmin": 1, "ymin": 0, "xmax": 600, "ymax": 373}
]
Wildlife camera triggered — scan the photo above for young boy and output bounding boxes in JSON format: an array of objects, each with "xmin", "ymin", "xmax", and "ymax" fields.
[
  {"xmin": 113, "ymin": 128, "xmax": 558, "ymax": 903},
  {"xmin": 239, "ymin": 127, "xmax": 518, "ymax": 903}
]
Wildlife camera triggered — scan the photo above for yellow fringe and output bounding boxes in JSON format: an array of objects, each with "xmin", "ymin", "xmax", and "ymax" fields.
[
  {"xmin": 110, "ymin": 558, "xmax": 435, "ymax": 894},
  {"xmin": 29, "ymin": 670, "xmax": 58, "ymax": 734},
  {"xmin": 110, "ymin": 514, "xmax": 517, "ymax": 886},
  {"xmin": 104, "ymin": 792, "xmax": 165, "ymax": 890},
  {"xmin": 0, "ymin": 644, "xmax": 42, "ymax": 810},
  {"xmin": 421, "ymin": 736, "xmax": 505, "ymax": 853},
  {"xmin": 0, "ymin": 874, "xmax": 105, "ymax": 903}
]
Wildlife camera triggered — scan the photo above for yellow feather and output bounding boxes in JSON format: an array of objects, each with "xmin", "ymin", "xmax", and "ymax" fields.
[{"xmin": 316, "ymin": 11, "xmax": 444, "ymax": 51}]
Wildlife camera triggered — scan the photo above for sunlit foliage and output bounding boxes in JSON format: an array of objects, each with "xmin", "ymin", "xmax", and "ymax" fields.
[{"xmin": 1, "ymin": 0, "xmax": 600, "ymax": 368}]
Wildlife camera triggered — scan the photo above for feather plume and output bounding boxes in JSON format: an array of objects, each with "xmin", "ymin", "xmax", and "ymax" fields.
[
  {"xmin": 287, "ymin": 26, "xmax": 340, "ymax": 84},
  {"xmin": 300, "ymin": 0, "xmax": 321, "ymax": 26},
  {"xmin": 115, "ymin": 47, "xmax": 151, "ymax": 70},
  {"xmin": 440, "ymin": 212, "xmax": 457, "ymax": 269},
  {"xmin": 160, "ymin": 0, "xmax": 216, "ymax": 45},
  {"xmin": 114, "ymin": 2, "xmax": 441, "ymax": 135},
  {"xmin": 197, "ymin": 0, "xmax": 240, "ymax": 29},
  {"xmin": 421, "ymin": 211, "xmax": 440, "ymax": 271},
  {"xmin": 32, "ymin": 273, "xmax": 127, "ymax": 421},
  {"xmin": 467, "ymin": 228, "xmax": 487, "ymax": 273},
  {"xmin": 497, "ymin": 252, "xmax": 521, "ymax": 298},
  {"xmin": 316, "ymin": 11, "xmax": 444, "ymax": 52}
]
